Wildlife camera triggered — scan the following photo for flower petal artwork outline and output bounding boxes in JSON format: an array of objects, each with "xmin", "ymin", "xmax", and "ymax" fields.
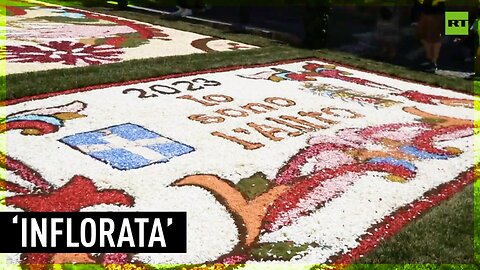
[{"xmin": 3, "ymin": 58, "xmax": 475, "ymax": 268}]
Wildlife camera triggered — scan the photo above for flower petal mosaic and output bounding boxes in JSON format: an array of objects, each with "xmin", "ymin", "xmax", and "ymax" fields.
[
  {"xmin": 2, "ymin": 59, "xmax": 476, "ymax": 268},
  {"xmin": 3, "ymin": 0, "xmax": 257, "ymax": 74}
]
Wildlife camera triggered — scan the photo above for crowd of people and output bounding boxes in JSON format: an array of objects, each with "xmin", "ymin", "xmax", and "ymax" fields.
[{"xmin": 166, "ymin": 0, "xmax": 478, "ymax": 77}]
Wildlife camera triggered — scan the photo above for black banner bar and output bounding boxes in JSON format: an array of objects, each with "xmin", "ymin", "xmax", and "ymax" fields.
[{"xmin": 0, "ymin": 212, "xmax": 186, "ymax": 253}]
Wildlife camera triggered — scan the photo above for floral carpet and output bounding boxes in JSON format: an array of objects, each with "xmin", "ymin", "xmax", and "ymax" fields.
[
  {"xmin": 3, "ymin": 58, "xmax": 475, "ymax": 268},
  {"xmin": 3, "ymin": 0, "xmax": 257, "ymax": 74}
]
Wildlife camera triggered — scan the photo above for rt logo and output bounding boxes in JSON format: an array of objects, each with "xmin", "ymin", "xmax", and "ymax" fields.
[{"xmin": 445, "ymin": 12, "xmax": 469, "ymax": 35}]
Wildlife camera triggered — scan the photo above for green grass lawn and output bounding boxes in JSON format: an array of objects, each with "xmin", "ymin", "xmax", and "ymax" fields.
[
  {"xmin": 5, "ymin": 0, "xmax": 479, "ymax": 267},
  {"xmin": 355, "ymin": 184, "xmax": 475, "ymax": 264}
]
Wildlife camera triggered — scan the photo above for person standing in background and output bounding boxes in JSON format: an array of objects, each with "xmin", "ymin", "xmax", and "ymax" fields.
[
  {"xmin": 376, "ymin": 5, "xmax": 401, "ymax": 60},
  {"xmin": 413, "ymin": 0, "xmax": 446, "ymax": 73}
]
